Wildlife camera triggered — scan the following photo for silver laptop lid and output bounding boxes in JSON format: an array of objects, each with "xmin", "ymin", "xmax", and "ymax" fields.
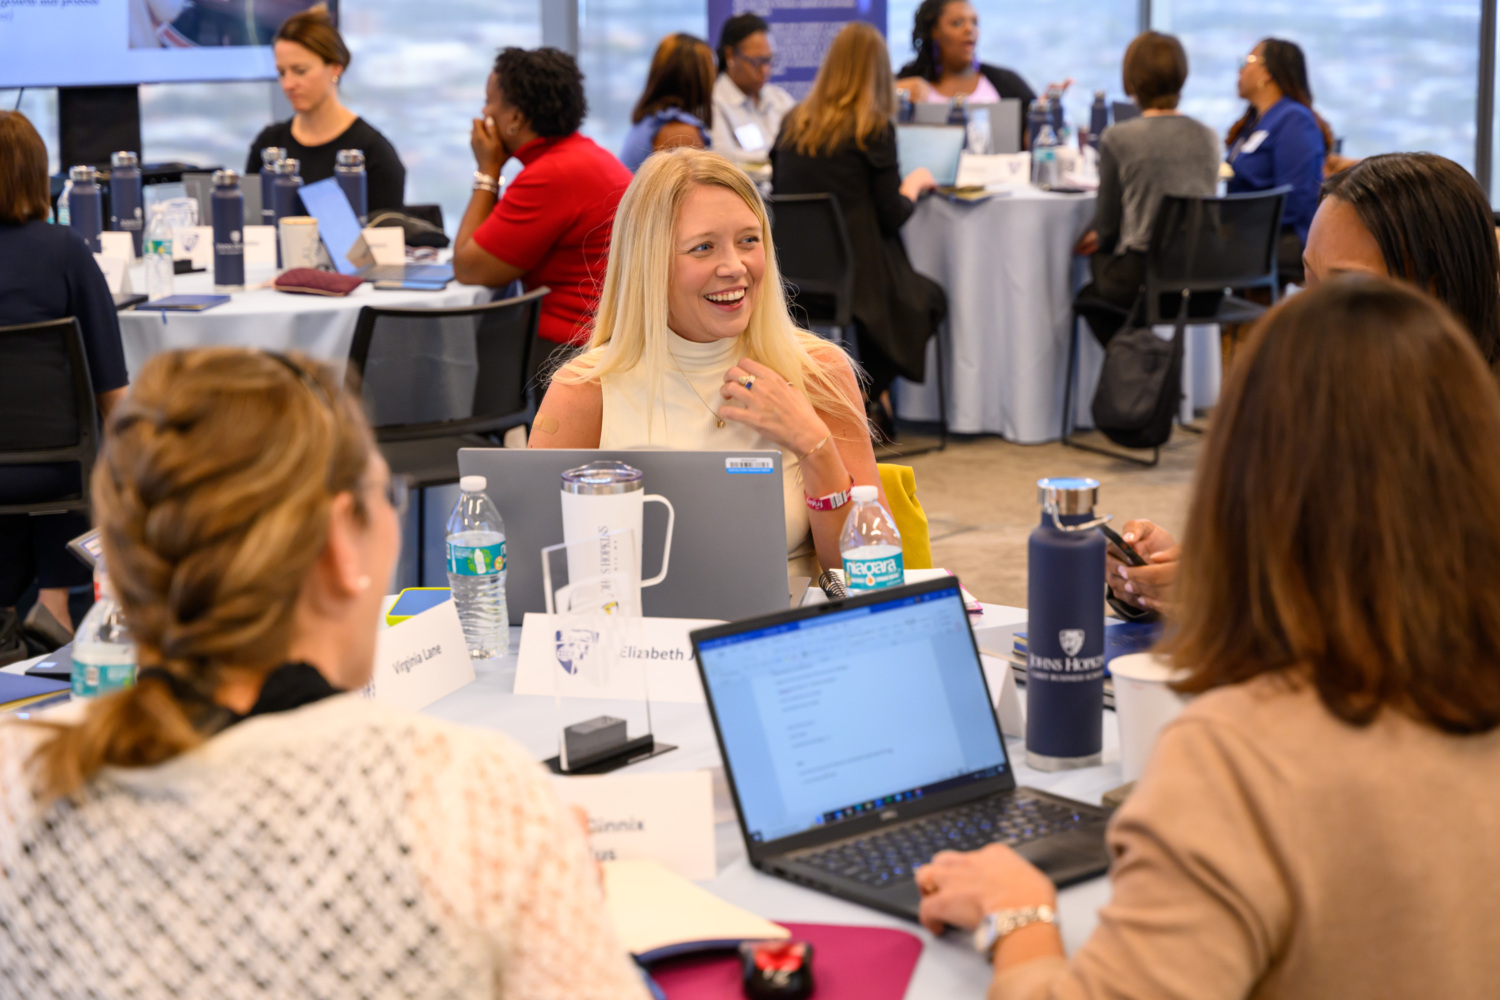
[{"xmin": 457, "ymin": 448, "xmax": 793, "ymax": 624}]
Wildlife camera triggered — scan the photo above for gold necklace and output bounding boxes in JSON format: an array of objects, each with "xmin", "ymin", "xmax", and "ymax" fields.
[{"xmin": 669, "ymin": 352, "xmax": 726, "ymax": 428}]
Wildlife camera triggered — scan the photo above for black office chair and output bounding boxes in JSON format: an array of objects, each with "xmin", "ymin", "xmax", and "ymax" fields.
[
  {"xmin": 767, "ymin": 193, "xmax": 948, "ymax": 456},
  {"xmin": 0, "ymin": 317, "xmax": 98, "ymax": 516},
  {"xmin": 346, "ymin": 287, "xmax": 546, "ymax": 580},
  {"xmin": 1063, "ymin": 186, "xmax": 1289, "ymax": 465}
]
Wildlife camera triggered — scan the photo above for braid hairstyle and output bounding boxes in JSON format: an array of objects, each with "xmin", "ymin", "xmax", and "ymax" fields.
[
  {"xmin": 28, "ymin": 348, "xmax": 374, "ymax": 803},
  {"xmin": 909, "ymin": 0, "xmax": 962, "ymax": 82},
  {"xmin": 1228, "ymin": 37, "xmax": 1335, "ymax": 152}
]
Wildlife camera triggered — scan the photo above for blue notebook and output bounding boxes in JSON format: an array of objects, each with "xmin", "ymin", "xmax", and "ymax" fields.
[
  {"xmin": 0, "ymin": 672, "xmax": 70, "ymax": 712},
  {"xmin": 139, "ymin": 295, "xmax": 231, "ymax": 311}
]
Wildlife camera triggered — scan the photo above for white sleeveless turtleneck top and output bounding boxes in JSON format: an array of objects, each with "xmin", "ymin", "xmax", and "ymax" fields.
[{"xmin": 599, "ymin": 330, "xmax": 816, "ymax": 575}]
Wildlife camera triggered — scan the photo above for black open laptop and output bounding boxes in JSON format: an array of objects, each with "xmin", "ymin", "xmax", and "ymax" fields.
[{"xmin": 691, "ymin": 577, "xmax": 1111, "ymax": 921}]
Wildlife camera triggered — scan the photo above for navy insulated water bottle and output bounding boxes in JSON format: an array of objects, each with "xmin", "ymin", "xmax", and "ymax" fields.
[
  {"xmin": 211, "ymin": 169, "xmax": 245, "ymax": 291},
  {"xmin": 68, "ymin": 165, "xmax": 103, "ymax": 254},
  {"xmin": 271, "ymin": 158, "xmax": 303, "ymax": 268},
  {"xmin": 260, "ymin": 146, "xmax": 285, "ymax": 227},
  {"xmin": 1025, "ymin": 477, "xmax": 1107, "ymax": 770},
  {"xmin": 1089, "ymin": 91, "xmax": 1109, "ymax": 147},
  {"xmin": 109, "ymin": 151, "xmax": 143, "ymax": 256},
  {"xmin": 335, "ymin": 148, "xmax": 368, "ymax": 224}
]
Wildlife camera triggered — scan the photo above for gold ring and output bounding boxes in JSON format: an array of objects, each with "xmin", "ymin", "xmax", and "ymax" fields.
[{"xmin": 738, "ymin": 374, "xmax": 756, "ymax": 390}]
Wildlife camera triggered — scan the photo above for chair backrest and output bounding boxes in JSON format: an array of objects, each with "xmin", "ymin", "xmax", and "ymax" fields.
[
  {"xmin": 346, "ymin": 287, "xmax": 547, "ymax": 441},
  {"xmin": 766, "ymin": 193, "xmax": 855, "ymax": 330},
  {"xmin": 0, "ymin": 316, "xmax": 98, "ymax": 515},
  {"xmin": 1143, "ymin": 186, "xmax": 1290, "ymax": 322}
]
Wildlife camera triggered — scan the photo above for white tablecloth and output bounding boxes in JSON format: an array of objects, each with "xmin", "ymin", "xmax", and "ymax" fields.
[
  {"xmin": 117, "ymin": 264, "xmax": 493, "ymax": 378},
  {"xmin": 893, "ymin": 189, "xmax": 1220, "ymax": 442}
]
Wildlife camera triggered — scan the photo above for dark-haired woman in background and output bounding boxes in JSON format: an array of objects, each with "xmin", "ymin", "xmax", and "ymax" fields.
[
  {"xmin": 620, "ymin": 34, "xmax": 715, "ymax": 172},
  {"xmin": 1225, "ymin": 38, "xmax": 1330, "ymax": 285},
  {"xmin": 917, "ymin": 276, "xmax": 1500, "ymax": 998},
  {"xmin": 772, "ymin": 22, "xmax": 946, "ymax": 439},
  {"xmin": 454, "ymin": 47, "xmax": 633, "ymax": 384},
  {"xmin": 1108, "ymin": 151, "xmax": 1500, "ymax": 616},
  {"xmin": 711, "ymin": 13, "xmax": 797, "ymax": 173},
  {"xmin": 895, "ymin": 0, "xmax": 1035, "ymax": 149},
  {"xmin": 245, "ymin": 4, "xmax": 406, "ymax": 213}
]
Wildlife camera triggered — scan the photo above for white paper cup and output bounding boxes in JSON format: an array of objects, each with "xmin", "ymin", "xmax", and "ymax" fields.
[
  {"xmin": 1111, "ymin": 652, "xmax": 1191, "ymax": 783},
  {"xmin": 278, "ymin": 216, "xmax": 320, "ymax": 271}
]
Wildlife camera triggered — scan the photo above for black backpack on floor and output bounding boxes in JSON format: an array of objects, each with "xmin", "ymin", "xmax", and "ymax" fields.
[{"xmin": 1090, "ymin": 307, "xmax": 1187, "ymax": 450}]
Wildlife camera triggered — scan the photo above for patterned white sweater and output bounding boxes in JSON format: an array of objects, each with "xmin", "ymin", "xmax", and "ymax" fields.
[{"xmin": 0, "ymin": 695, "xmax": 650, "ymax": 999}]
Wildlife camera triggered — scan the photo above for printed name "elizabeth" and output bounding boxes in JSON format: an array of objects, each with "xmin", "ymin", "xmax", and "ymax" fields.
[{"xmin": 617, "ymin": 645, "xmax": 686, "ymax": 660}]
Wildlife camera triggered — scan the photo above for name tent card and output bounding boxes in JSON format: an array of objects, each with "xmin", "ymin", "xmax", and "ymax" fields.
[
  {"xmin": 241, "ymin": 225, "xmax": 276, "ymax": 266},
  {"xmin": 550, "ymin": 770, "xmax": 716, "ymax": 881},
  {"xmin": 368, "ymin": 595, "xmax": 475, "ymax": 710},
  {"xmin": 360, "ymin": 226, "xmax": 405, "ymax": 266},
  {"xmin": 515, "ymin": 613, "xmax": 722, "ymax": 703}
]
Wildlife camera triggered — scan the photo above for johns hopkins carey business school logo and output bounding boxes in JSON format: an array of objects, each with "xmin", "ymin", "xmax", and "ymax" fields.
[
  {"xmin": 554, "ymin": 627, "xmax": 599, "ymax": 675},
  {"xmin": 1059, "ymin": 629, "xmax": 1085, "ymax": 657}
]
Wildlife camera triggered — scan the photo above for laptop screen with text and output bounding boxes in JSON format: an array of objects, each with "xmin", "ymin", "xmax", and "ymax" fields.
[{"xmin": 698, "ymin": 585, "xmax": 1008, "ymax": 845}]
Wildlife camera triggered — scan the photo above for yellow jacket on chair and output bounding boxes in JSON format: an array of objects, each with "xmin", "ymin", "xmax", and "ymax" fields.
[{"xmin": 876, "ymin": 463, "xmax": 932, "ymax": 570}]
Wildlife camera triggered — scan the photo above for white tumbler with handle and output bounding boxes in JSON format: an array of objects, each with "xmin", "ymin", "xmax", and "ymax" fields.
[{"xmin": 559, "ymin": 461, "xmax": 674, "ymax": 616}]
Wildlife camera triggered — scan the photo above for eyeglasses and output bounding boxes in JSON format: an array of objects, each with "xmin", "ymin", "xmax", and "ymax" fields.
[
  {"xmin": 369, "ymin": 474, "xmax": 411, "ymax": 516},
  {"xmin": 1239, "ymin": 53, "xmax": 1261, "ymax": 70},
  {"xmin": 733, "ymin": 51, "xmax": 774, "ymax": 71}
]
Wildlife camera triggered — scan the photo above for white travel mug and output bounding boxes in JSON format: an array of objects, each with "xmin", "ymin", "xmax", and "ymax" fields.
[
  {"xmin": 559, "ymin": 461, "xmax": 674, "ymax": 616},
  {"xmin": 278, "ymin": 216, "xmax": 320, "ymax": 271}
]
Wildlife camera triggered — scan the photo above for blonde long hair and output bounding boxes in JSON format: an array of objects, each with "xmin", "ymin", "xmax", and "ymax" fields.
[
  {"xmin": 555, "ymin": 148, "xmax": 865, "ymax": 432},
  {"xmin": 778, "ymin": 21, "xmax": 896, "ymax": 157}
]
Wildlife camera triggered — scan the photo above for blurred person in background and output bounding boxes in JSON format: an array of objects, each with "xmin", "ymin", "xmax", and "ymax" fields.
[
  {"xmin": 1073, "ymin": 31, "xmax": 1220, "ymax": 345},
  {"xmin": 710, "ymin": 14, "xmax": 797, "ymax": 180},
  {"xmin": 245, "ymin": 4, "xmax": 407, "ymax": 213},
  {"xmin": 620, "ymin": 34, "xmax": 716, "ymax": 172},
  {"xmin": 453, "ymin": 47, "xmax": 633, "ymax": 387},
  {"xmin": 895, "ymin": 0, "xmax": 1036, "ymax": 149},
  {"xmin": 1108, "ymin": 151, "xmax": 1500, "ymax": 616},
  {"xmin": 0, "ymin": 111, "xmax": 127, "ymax": 649},
  {"xmin": 773, "ymin": 22, "xmax": 947, "ymax": 441}
]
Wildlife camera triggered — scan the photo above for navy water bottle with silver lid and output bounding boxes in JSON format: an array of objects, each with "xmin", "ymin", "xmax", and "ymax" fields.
[
  {"xmin": 1026, "ymin": 98, "xmax": 1049, "ymax": 150},
  {"xmin": 1089, "ymin": 91, "xmax": 1109, "ymax": 148},
  {"xmin": 260, "ymin": 146, "xmax": 285, "ymax": 227},
  {"xmin": 335, "ymin": 148, "xmax": 368, "ymax": 224},
  {"xmin": 271, "ymin": 158, "xmax": 303, "ymax": 268},
  {"xmin": 68, "ymin": 165, "xmax": 103, "ymax": 253},
  {"xmin": 946, "ymin": 93, "xmax": 968, "ymax": 126},
  {"xmin": 211, "ymin": 169, "xmax": 245, "ymax": 292},
  {"xmin": 1025, "ymin": 477, "xmax": 1108, "ymax": 771},
  {"xmin": 109, "ymin": 151, "xmax": 143, "ymax": 255}
]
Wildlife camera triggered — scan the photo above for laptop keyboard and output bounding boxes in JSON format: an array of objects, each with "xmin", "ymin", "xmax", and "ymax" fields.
[
  {"xmin": 362, "ymin": 264, "xmax": 452, "ymax": 282},
  {"xmin": 790, "ymin": 794, "xmax": 1095, "ymax": 889}
]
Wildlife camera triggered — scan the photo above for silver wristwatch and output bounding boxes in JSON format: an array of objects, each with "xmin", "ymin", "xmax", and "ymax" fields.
[{"xmin": 973, "ymin": 904, "xmax": 1057, "ymax": 961}]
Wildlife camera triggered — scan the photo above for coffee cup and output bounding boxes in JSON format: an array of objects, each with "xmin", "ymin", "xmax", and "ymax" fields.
[
  {"xmin": 1109, "ymin": 652, "xmax": 1191, "ymax": 783},
  {"xmin": 278, "ymin": 216, "xmax": 320, "ymax": 271}
]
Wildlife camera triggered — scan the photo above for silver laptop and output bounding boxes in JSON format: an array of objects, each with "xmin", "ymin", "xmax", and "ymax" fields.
[
  {"xmin": 896, "ymin": 125, "xmax": 966, "ymax": 186},
  {"xmin": 911, "ymin": 98, "xmax": 1021, "ymax": 154},
  {"xmin": 457, "ymin": 448, "xmax": 794, "ymax": 624},
  {"xmin": 299, "ymin": 177, "xmax": 454, "ymax": 284}
]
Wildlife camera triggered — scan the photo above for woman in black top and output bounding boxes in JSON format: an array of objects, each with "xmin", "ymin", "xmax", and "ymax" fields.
[
  {"xmin": 895, "ymin": 0, "xmax": 1036, "ymax": 149},
  {"xmin": 245, "ymin": 5, "xmax": 406, "ymax": 213},
  {"xmin": 0, "ymin": 111, "xmax": 129, "ymax": 637},
  {"xmin": 772, "ymin": 22, "xmax": 946, "ymax": 437}
]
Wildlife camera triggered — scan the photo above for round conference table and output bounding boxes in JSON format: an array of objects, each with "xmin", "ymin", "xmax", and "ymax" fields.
[
  {"xmin": 893, "ymin": 188, "xmax": 1222, "ymax": 441},
  {"xmin": 115, "ymin": 263, "xmax": 492, "ymax": 379}
]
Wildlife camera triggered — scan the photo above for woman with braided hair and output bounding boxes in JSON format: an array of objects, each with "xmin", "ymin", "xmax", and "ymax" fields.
[{"xmin": 0, "ymin": 348, "xmax": 649, "ymax": 1000}]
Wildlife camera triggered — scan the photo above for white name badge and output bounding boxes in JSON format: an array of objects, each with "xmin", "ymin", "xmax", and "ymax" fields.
[
  {"xmin": 733, "ymin": 121, "xmax": 766, "ymax": 151},
  {"xmin": 1239, "ymin": 129, "xmax": 1270, "ymax": 155},
  {"xmin": 241, "ymin": 225, "xmax": 276, "ymax": 265},
  {"xmin": 550, "ymin": 770, "xmax": 716, "ymax": 881},
  {"xmin": 515, "ymin": 613, "xmax": 722, "ymax": 703},
  {"xmin": 367, "ymin": 597, "xmax": 476, "ymax": 710},
  {"xmin": 360, "ymin": 225, "xmax": 406, "ymax": 266}
]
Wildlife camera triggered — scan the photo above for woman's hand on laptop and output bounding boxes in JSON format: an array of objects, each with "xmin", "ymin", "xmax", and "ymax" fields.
[
  {"xmin": 900, "ymin": 167, "xmax": 938, "ymax": 202},
  {"xmin": 915, "ymin": 844, "xmax": 1057, "ymax": 935}
]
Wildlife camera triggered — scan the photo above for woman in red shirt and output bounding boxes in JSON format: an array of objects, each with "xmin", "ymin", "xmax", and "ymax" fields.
[{"xmin": 454, "ymin": 47, "xmax": 633, "ymax": 386}]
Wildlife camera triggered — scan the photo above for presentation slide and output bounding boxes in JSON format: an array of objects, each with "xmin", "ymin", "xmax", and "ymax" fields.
[{"xmin": 0, "ymin": 0, "xmax": 327, "ymax": 87}]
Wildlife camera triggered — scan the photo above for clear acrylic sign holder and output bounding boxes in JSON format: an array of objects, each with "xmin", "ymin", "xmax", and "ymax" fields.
[{"xmin": 540, "ymin": 528, "xmax": 674, "ymax": 774}]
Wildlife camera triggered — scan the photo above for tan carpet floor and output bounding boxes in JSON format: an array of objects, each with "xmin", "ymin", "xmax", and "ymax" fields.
[{"xmin": 881, "ymin": 428, "xmax": 1204, "ymax": 609}]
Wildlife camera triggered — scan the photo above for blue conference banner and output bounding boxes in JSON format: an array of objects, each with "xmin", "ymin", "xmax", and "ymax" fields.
[{"xmin": 706, "ymin": 0, "xmax": 887, "ymax": 99}]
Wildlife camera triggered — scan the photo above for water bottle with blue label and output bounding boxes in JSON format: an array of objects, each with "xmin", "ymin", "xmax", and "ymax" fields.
[
  {"xmin": 1031, "ymin": 117, "xmax": 1060, "ymax": 190},
  {"xmin": 57, "ymin": 175, "xmax": 73, "ymax": 226},
  {"xmin": 68, "ymin": 165, "xmax": 103, "ymax": 253},
  {"xmin": 839, "ymin": 485, "xmax": 904, "ymax": 592},
  {"xmin": 447, "ymin": 475, "xmax": 508, "ymax": 658},
  {"xmin": 72, "ymin": 557, "xmax": 137, "ymax": 698},
  {"xmin": 109, "ymin": 151, "xmax": 144, "ymax": 256},
  {"xmin": 144, "ymin": 205, "xmax": 175, "ymax": 302},
  {"xmin": 1025, "ymin": 477, "xmax": 1107, "ymax": 771},
  {"xmin": 211, "ymin": 169, "xmax": 245, "ymax": 292}
]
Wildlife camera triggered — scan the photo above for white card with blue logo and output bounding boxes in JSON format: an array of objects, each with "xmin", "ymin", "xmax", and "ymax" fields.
[
  {"xmin": 515, "ymin": 613, "xmax": 723, "ymax": 703},
  {"xmin": 549, "ymin": 770, "xmax": 716, "ymax": 881},
  {"xmin": 368, "ymin": 597, "xmax": 476, "ymax": 710}
]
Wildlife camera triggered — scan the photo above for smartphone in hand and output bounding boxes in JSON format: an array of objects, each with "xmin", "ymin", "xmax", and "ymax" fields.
[{"xmin": 1099, "ymin": 524, "xmax": 1148, "ymax": 567}]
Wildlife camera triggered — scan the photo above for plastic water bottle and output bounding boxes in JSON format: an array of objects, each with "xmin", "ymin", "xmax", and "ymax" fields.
[
  {"xmin": 1025, "ymin": 477, "xmax": 1106, "ymax": 771},
  {"xmin": 68, "ymin": 165, "xmax": 103, "ymax": 253},
  {"xmin": 1089, "ymin": 90, "xmax": 1109, "ymax": 147},
  {"xmin": 447, "ymin": 475, "xmax": 508, "ymax": 658},
  {"xmin": 72, "ymin": 558, "xmax": 137, "ymax": 698},
  {"xmin": 335, "ymin": 148, "xmax": 368, "ymax": 224},
  {"xmin": 144, "ymin": 205, "xmax": 175, "ymax": 302},
  {"xmin": 57, "ymin": 175, "xmax": 73, "ymax": 226},
  {"xmin": 839, "ymin": 485, "xmax": 904, "ymax": 592},
  {"xmin": 1032, "ymin": 120, "xmax": 1060, "ymax": 190},
  {"xmin": 109, "ymin": 151, "xmax": 144, "ymax": 256}
]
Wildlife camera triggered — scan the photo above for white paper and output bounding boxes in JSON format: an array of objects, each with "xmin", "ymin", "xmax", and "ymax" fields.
[
  {"xmin": 551, "ymin": 771, "xmax": 716, "ymax": 881},
  {"xmin": 360, "ymin": 226, "xmax": 405, "ymax": 266},
  {"xmin": 515, "ymin": 613, "xmax": 721, "ymax": 703},
  {"xmin": 172, "ymin": 225, "xmax": 213, "ymax": 269},
  {"xmin": 982, "ymin": 652, "xmax": 1026, "ymax": 738},
  {"xmin": 98, "ymin": 230, "xmax": 136, "ymax": 262},
  {"xmin": 92, "ymin": 253, "xmax": 128, "ymax": 294},
  {"xmin": 368, "ymin": 598, "xmax": 476, "ymax": 711},
  {"xmin": 241, "ymin": 225, "xmax": 276, "ymax": 265},
  {"xmin": 956, "ymin": 152, "xmax": 1031, "ymax": 188}
]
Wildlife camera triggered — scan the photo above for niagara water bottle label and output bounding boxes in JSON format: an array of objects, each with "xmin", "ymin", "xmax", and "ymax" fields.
[
  {"xmin": 1026, "ymin": 626, "xmax": 1107, "ymax": 683},
  {"xmin": 447, "ymin": 540, "xmax": 505, "ymax": 576},
  {"xmin": 72, "ymin": 661, "xmax": 136, "ymax": 698},
  {"xmin": 843, "ymin": 550, "xmax": 904, "ymax": 591}
]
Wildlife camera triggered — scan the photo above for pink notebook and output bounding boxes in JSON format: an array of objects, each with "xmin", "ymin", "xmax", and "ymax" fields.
[{"xmin": 647, "ymin": 922, "xmax": 923, "ymax": 1000}]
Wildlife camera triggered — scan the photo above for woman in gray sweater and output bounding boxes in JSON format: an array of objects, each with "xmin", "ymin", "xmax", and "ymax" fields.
[{"xmin": 1075, "ymin": 32, "xmax": 1220, "ymax": 344}]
